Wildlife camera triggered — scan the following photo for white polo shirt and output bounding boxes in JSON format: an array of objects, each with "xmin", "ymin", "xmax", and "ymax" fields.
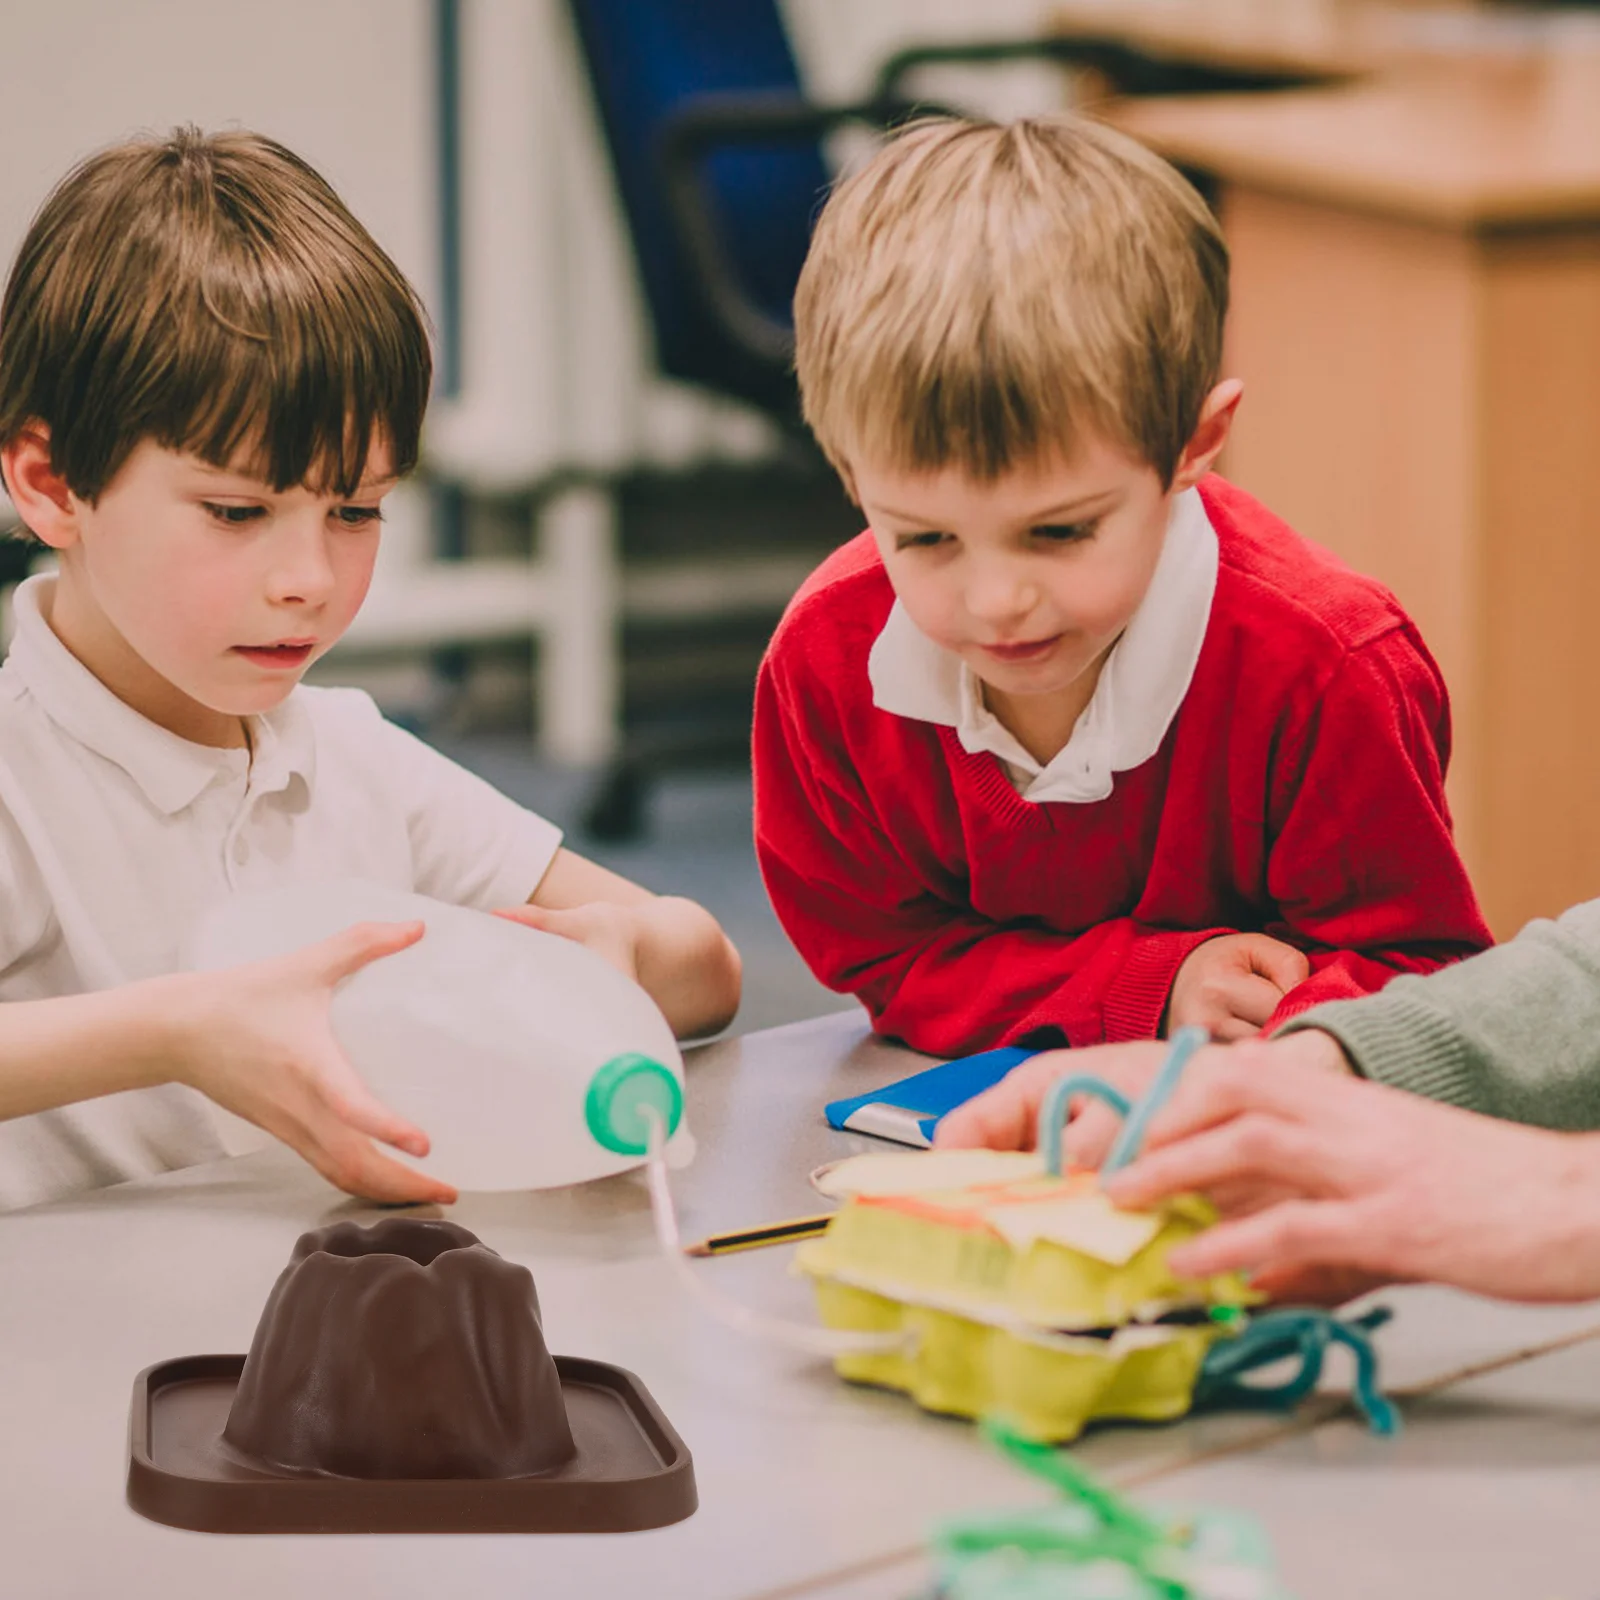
[
  {"xmin": 866, "ymin": 486, "xmax": 1220, "ymax": 803},
  {"xmin": 0, "ymin": 575, "xmax": 563, "ymax": 1211}
]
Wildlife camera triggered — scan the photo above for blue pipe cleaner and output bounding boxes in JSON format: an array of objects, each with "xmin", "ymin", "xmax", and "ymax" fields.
[
  {"xmin": 1032, "ymin": 1026, "xmax": 1401, "ymax": 1437},
  {"xmin": 1036, "ymin": 1025, "xmax": 1208, "ymax": 1178},
  {"xmin": 1196, "ymin": 1305, "xmax": 1400, "ymax": 1436}
]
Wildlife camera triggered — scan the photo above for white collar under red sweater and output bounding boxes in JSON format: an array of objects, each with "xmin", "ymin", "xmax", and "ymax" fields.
[{"xmin": 867, "ymin": 486, "xmax": 1220, "ymax": 805}]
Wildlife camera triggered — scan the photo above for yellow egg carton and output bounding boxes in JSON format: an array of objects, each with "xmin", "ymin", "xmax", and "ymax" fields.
[{"xmin": 797, "ymin": 1149, "xmax": 1257, "ymax": 1442}]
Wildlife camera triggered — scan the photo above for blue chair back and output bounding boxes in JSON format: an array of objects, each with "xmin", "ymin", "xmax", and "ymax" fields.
[{"xmin": 567, "ymin": 0, "xmax": 831, "ymax": 416}]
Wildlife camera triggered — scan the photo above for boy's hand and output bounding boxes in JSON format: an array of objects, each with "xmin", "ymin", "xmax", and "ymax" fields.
[
  {"xmin": 512, "ymin": 849, "xmax": 741, "ymax": 1038},
  {"xmin": 1168, "ymin": 933, "xmax": 1310, "ymax": 1040},
  {"xmin": 171, "ymin": 922, "xmax": 456, "ymax": 1206},
  {"xmin": 494, "ymin": 901, "xmax": 642, "ymax": 983}
]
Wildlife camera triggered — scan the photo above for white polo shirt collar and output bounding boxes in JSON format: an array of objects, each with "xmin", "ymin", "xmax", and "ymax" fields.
[
  {"xmin": 867, "ymin": 486, "xmax": 1220, "ymax": 803},
  {"xmin": 3, "ymin": 575, "xmax": 315, "ymax": 815}
]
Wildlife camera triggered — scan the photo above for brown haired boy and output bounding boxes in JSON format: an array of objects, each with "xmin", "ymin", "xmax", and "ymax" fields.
[
  {"xmin": 0, "ymin": 128, "xmax": 740, "ymax": 1212},
  {"xmin": 754, "ymin": 114, "xmax": 1489, "ymax": 1058}
]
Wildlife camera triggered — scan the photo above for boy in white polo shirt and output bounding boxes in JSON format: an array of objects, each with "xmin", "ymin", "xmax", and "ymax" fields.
[{"xmin": 0, "ymin": 128, "xmax": 741, "ymax": 1212}]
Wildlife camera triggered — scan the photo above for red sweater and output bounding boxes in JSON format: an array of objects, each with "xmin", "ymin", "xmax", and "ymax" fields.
[{"xmin": 753, "ymin": 476, "xmax": 1492, "ymax": 1056}]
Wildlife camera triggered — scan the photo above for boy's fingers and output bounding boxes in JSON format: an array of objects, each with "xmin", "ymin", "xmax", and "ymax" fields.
[
  {"xmin": 225, "ymin": 1077, "xmax": 450, "ymax": 1203},
  {"xmin": 494, "ymin": 904, "xmax": 553, "ymax": 929},
  {"xmin": 1243, "ymin": 936, "xmax": 1311, "ymax": 992},
  {"xmin": 312, "ymin": 1049, "xmax": 432, "ymax": 1157},
  {"xmin": 313, "ymin": 920, "xmax": 425, "ymax": 983},
  {"xmin": 1218, "ymin": 973, "xmax": 1290, "ymax": 1028},
  {"xmin": 325, "ymin": 1083, "xmax": 431, "ymax": 1159},
  {"xmin": 1209, "ymin": 1014, "xmax": 1265, "ymax": 1043},
  {"xmin": 321, "ymin": 1135, "xmax": 458, "ymax": 1206},
  {"xmin": 308, "ymin": 1113, "xmax": 455, "ymax": 1204}
]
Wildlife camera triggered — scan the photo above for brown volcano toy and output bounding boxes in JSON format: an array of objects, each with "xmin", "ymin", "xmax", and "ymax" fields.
[
  {"xmin": 224, "ymin": 1217, "xmax": 577, "ymax": 1479},
  {"xmin": 126, "ymin": 1218, "xmax": 696, "ymax": 1534}
]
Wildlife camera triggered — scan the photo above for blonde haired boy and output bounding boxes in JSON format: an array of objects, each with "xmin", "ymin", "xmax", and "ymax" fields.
[
  {"xmin": 0, "ymin": 129, "xmax": 740, "ymax": 1212},
  {"xmin": 754, "ymin": 115, "xmax": 1488, "ymax": 1057}
]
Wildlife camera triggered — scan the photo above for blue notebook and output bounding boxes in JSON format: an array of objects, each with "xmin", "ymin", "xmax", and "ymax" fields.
[{"xmin": 824, "ymin": 1047, "xmax": 1037, "ymax": 1149}]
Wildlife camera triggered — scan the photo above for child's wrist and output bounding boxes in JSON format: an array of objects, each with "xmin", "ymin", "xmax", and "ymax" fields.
[{"xmin": 129, "ymin": 971, "xmax": 218, "ymax": 1092}]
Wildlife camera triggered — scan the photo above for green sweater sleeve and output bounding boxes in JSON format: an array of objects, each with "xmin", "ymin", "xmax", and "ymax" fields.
[{"xmin": 1276, "ymin": 899, "xmax": 1600, "ymax": 1130}]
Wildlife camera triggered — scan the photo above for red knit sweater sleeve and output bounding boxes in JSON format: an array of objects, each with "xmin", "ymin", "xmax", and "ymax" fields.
[
  {"xmin": 753, "ymin": 645, "xmax": 1227, "ymax": 1056},
  {"xmin": 1262, "ymin": 622, "xmax": 1492, "ymax": 1028}
]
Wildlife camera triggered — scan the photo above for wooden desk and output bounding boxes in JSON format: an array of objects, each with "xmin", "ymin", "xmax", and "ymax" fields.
[
  {"xmin": 1050, "ymin": 0, "xmax": 1593, "ymax": 82},
  {"xmin": 1111, "ymin": 52, "xmax": 1600, "ymax": 936},
  {"xmin": 7, "ymin": 1008, "xmax": 1600, "ymax": 1599}
]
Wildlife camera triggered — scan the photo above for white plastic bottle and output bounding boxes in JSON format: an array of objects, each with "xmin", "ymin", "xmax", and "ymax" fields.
[{"xmin": 185, "ymin": 880, "xmax": 693, "ymax": 1190}]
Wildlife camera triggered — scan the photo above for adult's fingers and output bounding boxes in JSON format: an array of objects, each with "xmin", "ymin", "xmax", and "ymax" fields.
[
  {"xmin": 1243, "ymin": 935, "xmax": 1312, "ymax": 992},
  {"xmin": 934, "ymin": 1055, "xmax": 1070, "ymax": 1150},
  {"xmin": 1164, "ymin": 1199, "xmax": 1364, "ymax": 1280},
  {"xmin": 1103, "ymin": 1110, "xmax": 1330, "ymax": 1210},
  {"xmin": 1062, "ymin": 1101, "xmax": 1126, "ymax": 1168},
  {"xmin": 309, "ymin": 920, "xmax": 426, "ymax": 984},
  {"xmin": 1246, "ymin": 1261, "xmax": 1397, "ymax": 1307},
  {"xmin": 1131, "ymin": 1059, "xmax": 1332, "ymax": 1157},
  {"xmin": 934, "ymin": 1079, "xmax": 1037, "ymax": 1150}
]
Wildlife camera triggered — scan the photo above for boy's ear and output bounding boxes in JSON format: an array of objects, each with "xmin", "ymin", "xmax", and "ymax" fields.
[
  {"xmin": 2, "ymin": 426, "xmax": 80, "ymax": 550},
  {"xmin": 1169, "ymin": 379, "xmax": 1243, "ymax": 494}
]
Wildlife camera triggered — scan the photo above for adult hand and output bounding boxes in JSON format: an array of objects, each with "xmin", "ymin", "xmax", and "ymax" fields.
[
  {"xmin": 494, "ymin": 900, "xmax": 642, "ymax": 983},
  {"xmin": 1104, "ymin": 1059, "xmax": 1600, "ymax": 1303},
  {"xmin": 172, "ymin": 921, "xmax": 456, "ymax": 1206},
  {"xmin": 1168, "ymin": 933, "xmax": 1310, "ymax": 1040},
  {"xmin": 933, "ymin": 1030, "xmax": 1351, "ymax": 1170},
  {"xmin": 934, "ymin": 1041, "xmax": 1169, "ymax": 1156}
]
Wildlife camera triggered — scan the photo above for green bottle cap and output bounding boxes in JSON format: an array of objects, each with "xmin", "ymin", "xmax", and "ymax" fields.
[{"xmin": 584, "ymin": 1053, "xmax": 684, "ymax": 1156}]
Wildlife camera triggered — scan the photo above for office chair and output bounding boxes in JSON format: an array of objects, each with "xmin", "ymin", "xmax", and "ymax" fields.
[
  {"xmin": 570, "ymin": 1, "xmax": 1321, "ymax": 430},
  {"xmin": 563, "ymin": 0, "xmax": 1320, "ymax": 836}
]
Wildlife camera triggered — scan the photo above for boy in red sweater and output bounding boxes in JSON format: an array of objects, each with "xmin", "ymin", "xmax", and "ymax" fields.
[{"xmin": 753, "ymin": 114, "xmax": 1491, "ymax": 1057}]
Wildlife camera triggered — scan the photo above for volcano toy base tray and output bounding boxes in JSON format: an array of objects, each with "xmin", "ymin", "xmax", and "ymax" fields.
[{"xmin": 127, "ymin": 1354, "xmax": 697, "ymax": 1534}]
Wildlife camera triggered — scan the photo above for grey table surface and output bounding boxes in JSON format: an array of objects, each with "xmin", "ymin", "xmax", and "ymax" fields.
[{"xmin": 2, "ymin": 1007, "xmax": 1597, "ymax": 1600}]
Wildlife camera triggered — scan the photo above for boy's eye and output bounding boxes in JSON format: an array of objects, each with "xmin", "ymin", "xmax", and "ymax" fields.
[
  {"xmin": 333, "ymin": 505, "xmax": 385, "ymax": 527},
  {"xmin": 1033, "ymin": 520, "xmax": 1099, "ymax": 544},
  {"xmin": 201, "ymin": 501, "xmax": 265, "ymax": 526},
  {"xmin": 894, "ymin": 530, "xmax": 950, "ymax": 551}
]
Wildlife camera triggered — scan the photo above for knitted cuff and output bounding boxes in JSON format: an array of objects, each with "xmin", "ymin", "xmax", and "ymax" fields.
[
  {"xmin": 1102, "ymin": 928, "xmax": 1232, "ymax": 1044},
  {"xmin": 1275, "ymin": 992, "xmax": 1481, "ymax": 1110}
]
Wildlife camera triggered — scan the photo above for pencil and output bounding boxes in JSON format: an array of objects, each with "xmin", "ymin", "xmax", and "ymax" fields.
[{"xmin": 684, "ymin": 1212, "xmax": 834, "ymax": 1257}]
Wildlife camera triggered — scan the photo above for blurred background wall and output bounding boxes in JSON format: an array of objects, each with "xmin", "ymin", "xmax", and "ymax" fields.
[
  {"xmin": 3, "ymin": 0, "xmax": 1600, "ymax": 1025},
  {"xmin": 0, "ymin": 0, "xmax": 1066, "ymax": 1032},
  {"xmin": 0, "ymin": 0, "xmax": 1057, "ymax": 500}
]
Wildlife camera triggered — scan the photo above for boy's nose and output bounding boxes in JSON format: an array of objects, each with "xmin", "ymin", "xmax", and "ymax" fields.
[
  {"xmin": 965, "ymin": 566, "xmax": 1038, "ymax": 630},
  {"xmin": 266, "ymin": 527, "xmax": 336, "ymax": 607}
]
